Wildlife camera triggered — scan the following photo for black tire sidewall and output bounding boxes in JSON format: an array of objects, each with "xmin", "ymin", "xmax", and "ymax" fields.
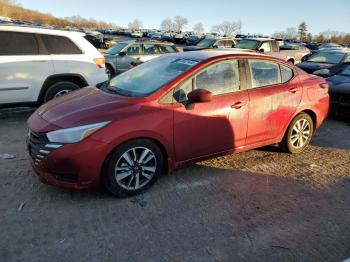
[
  {"xmin": 44, "ymin": 81, "xmax": 80, "ymax": 102},
  {"xmin": 104, "ymin": 139, "xmax": 164, "ymax": 197},
  {"xmin": 284, "ymin": 113, "xmax": 314, "ymax": 154}
]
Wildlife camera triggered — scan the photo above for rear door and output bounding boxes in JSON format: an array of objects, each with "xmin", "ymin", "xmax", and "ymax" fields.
[
  {"xmin": 172, "ymin": 59, "xmax": 249, "ymax": 162},
  {"xmin": 0, "ymin": 31, "xmax": 53, "ymax": 104},
  {"xmin": 245, "ymin": 59, "xmax": 302, "ymax": 145}
]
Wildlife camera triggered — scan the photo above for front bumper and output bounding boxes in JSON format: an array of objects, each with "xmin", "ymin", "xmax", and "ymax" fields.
[{"xmin": 27, "ymin": 131, "xmax": 110, "ymax": 190}]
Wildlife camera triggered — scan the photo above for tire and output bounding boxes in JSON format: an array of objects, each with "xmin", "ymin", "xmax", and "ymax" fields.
[
  {"xmin": 44, "ymin": 81, "xmax": 80, "ymax": 103},
  {"xmin": 279, "ymin": 113, "xmax": 314, "ymax": 154},
  {"xmin": 103, "ymin": 139, "xmax": 164, "ymax": 197},
  {"xmin": 105, "ymin": 64, "xmax": 114, "ymax": 79}
]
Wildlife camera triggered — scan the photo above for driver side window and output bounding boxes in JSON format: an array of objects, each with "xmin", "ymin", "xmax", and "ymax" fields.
[{"xmin": 126, "ymin": 44, "xmax": 141, "ymax": 56}]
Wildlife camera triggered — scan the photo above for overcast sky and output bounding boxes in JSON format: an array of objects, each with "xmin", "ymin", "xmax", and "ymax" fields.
[{"xmin": 16, "ymin": 0, "xmax": 350, "ymax": 34}]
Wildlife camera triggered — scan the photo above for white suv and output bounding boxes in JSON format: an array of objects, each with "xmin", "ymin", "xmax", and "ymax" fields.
[{"xmin": 0, "ymin": 26, "xmax": 108, "ymax": 106}]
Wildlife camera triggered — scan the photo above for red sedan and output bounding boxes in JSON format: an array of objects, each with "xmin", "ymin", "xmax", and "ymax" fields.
[{"xmin": 27, "ymin": 50, "xmax": 329, "ymax": 197}]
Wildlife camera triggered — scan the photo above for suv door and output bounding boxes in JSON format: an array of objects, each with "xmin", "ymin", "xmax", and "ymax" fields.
[
  {"xmin": 245, "ymin": 59, "xmax": 302, "ymax": 145},
  {"xmin": 0, "ymin": 31, "xmax": 53, "ymax": 104},
  {"xmin": 115, "ymin": 43, "xmax": 143, "ymax": 73},
  {"xmin": 172, "ymin": 60, "xmax": 249, "ymax": 162}
]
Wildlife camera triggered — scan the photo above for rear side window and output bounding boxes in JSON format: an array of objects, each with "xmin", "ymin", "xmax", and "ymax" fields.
[
  {"xmin": 40, "ymin": 35, "xmax": 82, "ymax": 55},
  {"xmin": 158, "ymin": 45, "xmax": 177, "ymax": 53},
  {"xmin": 249, "ymin": 60, "xmax": 281, "ymax": 88},
  {"xmin": 0, "ymin": 31, "xmax": 39, "ymax": 56},
  {"xmin": 280, "ymin": 65, "xmax": 294, "ymax": 83}
]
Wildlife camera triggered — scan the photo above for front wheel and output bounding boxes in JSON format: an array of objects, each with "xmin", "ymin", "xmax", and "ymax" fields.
[
  {"xmin": 103, "ymin": 139, "xmax": 164, "ymax": 197},
  {"xmin": 279, "ymin": 113, "xmax": 314, "ymax": 154},
  {"xmin": 43, "ymin": 81, "xmax": 80, "ymax": 103}
]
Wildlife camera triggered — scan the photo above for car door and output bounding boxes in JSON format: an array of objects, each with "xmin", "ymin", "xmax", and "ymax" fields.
[
  {"xmin": 245, "ymin": 59, "xmax": 302, "ymax": 145},
  {"xmin": 116, "ymin": 43, "xmax": 143, "ymax": 73},
  {"xmin": 0, "ymin": 31, "xmax": 53, "ymax": 104},
  {"xmin": 172, "ymin": 59, "xmax": 249, "ymax": 162}
]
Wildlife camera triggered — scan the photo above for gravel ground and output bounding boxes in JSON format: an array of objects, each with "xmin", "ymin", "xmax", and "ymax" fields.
[{"xmin": 0, "ymin": 108, "xmax": 350, "ymax": 262}]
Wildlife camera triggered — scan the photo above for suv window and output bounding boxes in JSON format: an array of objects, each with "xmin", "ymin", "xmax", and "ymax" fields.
[
  {"xmin": 224, "ymin": 40, "xmax": 234, "ymax": 48},
  {"xmin": 0, "ymin": 31, "xmax": 39, "ymax": 56},
  {"xmin": 195, "ymin": 61, "xmax": 240, "ymax": 95},
  {"xmin": 144, "ymin": 44, "xmax": 159, "ymax": 55},
  {"xmin": 158, "ymin": 45, "xmax": 177, "ymax": 54},
  {"xmin": 249, "ymin": 60, "xmax": 281, "ymax": 88},
  {"xmin": 41, "ymin": 34, "xmax": 82, "ymax": 54},
  {"xmin": 260, "ymin": 42, "xmax": 271, "ymax": 52},
  {"xmin": 126, "ymin": 44, "xmax": 142, "ymax": 55},
  {"xmin": 280, "ymin": 65, "xmax": 294, "ymax": 83}
]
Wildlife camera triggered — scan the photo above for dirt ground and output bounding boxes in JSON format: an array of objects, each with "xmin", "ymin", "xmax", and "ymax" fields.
[{"xmin": 0, "ymin": 107, "xmax": 349, "ymax": 262}]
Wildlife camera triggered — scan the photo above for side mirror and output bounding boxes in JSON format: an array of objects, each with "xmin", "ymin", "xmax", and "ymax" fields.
[
  {"xmin": 313, "ymin": 69, "xmax": 330, "ymax": 77},
  {"xmin": 259, "ymin": 48, "xmax": 265, "ymax": 53},
  {"xmin": 119, "ymin": 51, "xmax": 126, "ymax": 56},
  {"xmin": 187, "ymin": 89, "xmax": 212, "ymax": 103}
]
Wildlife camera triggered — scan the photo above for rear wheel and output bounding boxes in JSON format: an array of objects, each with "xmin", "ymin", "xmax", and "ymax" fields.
[
  {"xmin": 43, "ymin": 81, "xmax": 80, "ymax": 103},
  {"xmin": 103, "ymin": 139, "xmax": 164, "ymax": 197},
  {"xmin": 279, "ymin": 113, "xmax": 314, "ymax": 154}
]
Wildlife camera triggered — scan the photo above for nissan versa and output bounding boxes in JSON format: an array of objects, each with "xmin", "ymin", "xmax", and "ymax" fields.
[{"xmin": 27, "ymin": 50, "xmax": 329, "ymax": 197}]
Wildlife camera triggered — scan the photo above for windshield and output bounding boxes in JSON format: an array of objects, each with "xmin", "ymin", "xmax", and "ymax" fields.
[
  {"xmin": 108, "ymin": 56, "xmax": 199, "ymax": 97},
  {"xmin": 197, "ymin": 39, "xmax": 216, "ymax": 48},
  {"xmin": 306, "ymin": 52, "xmax": 346, "ymax": 64},
  {"xmin": 105, "ymin": 42, "xmax": 128, "ymax": 55},
  {"xmin": 235, "ymin": 39, "xmax": 260, "ymax": 50},
  {"xmin": 339, "ymin": 65, "xmax": 350, "ymax": 76}
]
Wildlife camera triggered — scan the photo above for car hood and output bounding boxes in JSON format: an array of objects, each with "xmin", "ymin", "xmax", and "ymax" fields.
[
  {"xmin": 183, "ymin": 46, "xmax": 208, "ymax": 51},
  {"xmin": 327, "ymin": 75, "xmax": 350, "ymax": 94},
  {"xmin": 297, "ymin": 62, "xmax": 334, "ymax": 73},
  {"xmin": 33, "ymin": 87, "xmax": 142, "ymax": 129}
]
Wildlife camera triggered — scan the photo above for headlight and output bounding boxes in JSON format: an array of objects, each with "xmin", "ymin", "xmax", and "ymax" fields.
[{"xmin": 46, "ymin": 121, "xmax": 111, "ymax": 144}]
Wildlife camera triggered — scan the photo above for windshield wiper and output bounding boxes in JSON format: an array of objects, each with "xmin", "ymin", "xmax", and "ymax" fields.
[{"xmin": 106, "ymin": 86, "xmax": 135, "ymax": 97}]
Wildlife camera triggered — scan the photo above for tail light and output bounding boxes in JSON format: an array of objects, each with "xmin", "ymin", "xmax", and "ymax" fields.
[
  {"xmin": 94, "ymin": 58, "xmax": 106, "ymax": 69},
  {"xmin": 319, "ymin": 83, "xmax": 329, "ymax": 93}
]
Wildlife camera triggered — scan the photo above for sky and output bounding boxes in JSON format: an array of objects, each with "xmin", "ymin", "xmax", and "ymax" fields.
[{"xmin": 15, "ymin": 0, "xmax": 350, "ymax": 35}]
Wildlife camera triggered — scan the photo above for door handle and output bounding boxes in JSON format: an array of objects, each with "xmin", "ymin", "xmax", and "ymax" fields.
[
  {"xmin": 231, "ymin": 101, "xmax": 246, "ymax": 109},
  {"xmin": 288, "ymin": 87, "xmax": 298, "ymax": 93}
]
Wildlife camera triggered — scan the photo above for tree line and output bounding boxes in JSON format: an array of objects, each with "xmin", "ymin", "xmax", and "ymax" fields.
[{"xmin": 273, "ymin": 22, "xmax": 350, "ymax": 45}]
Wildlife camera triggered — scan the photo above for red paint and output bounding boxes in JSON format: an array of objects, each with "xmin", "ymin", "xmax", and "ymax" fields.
[{"xmin": 27, "ymin": 51, "xmax": 329, "ymax": 190}]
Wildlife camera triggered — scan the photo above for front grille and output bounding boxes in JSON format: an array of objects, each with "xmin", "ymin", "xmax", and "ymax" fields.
[{"xmin": 27, "ymin": 131, "xmax": 62, "ymax": 166}]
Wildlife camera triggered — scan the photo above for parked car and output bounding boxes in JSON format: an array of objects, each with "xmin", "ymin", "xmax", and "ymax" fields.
[
  {"xmin": 186, "ymin": 35, "xmax": 204, "ymax": 46},
  {"xmin": 131, "ymin": 31, "xmax": 143, "ymax": 38},
  {"xmin": 0, "ymin": 25, "xmax": 108, "ymax": 106},
  {"xmin": 84, "ymin": 32, "xmax": 116, "ymax": 49},
  {"xmin": 297, "ymin": 50, "xmax": 350, "ymax": 76},
  {"xmin": 27, "ymin": 50, "xmax": 329, "ymax": 197},
  {"xmin": 173, "ymin": 33, "xmax": 187, "ymax": 44},
  {"xmin": 235, "ymin": 38, "xmax": 310, "ymax": 64},
  {"xmin": 161, "ymin": 32, "xmax": 174, "ymax": 42},
  {"xmin": 183, "ymin": 37, "xmax": 236, "ymax": 51},
  {"xmin": 151, "ymin": 33, "xmax": 163, "ymax": 41},
  {"xmin": 103, "ymin": 39, "xmax": 179, "ymax": 78},
  {"xmin": 326, "ymin": 63, "xmax": 350, "ymax": 115}
]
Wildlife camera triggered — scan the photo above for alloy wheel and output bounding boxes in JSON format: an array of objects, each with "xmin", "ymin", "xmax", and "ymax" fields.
[
  {"xmin": 290, "ymin": 118, "xmax": 311, "ymax": 149},
  {"xmin": 115, "ymin": 147, "xmax": 157, "ymax": 191},
  {"xmin": 54, "ymin": 89, "xmax": 71, "ymax": 98}
]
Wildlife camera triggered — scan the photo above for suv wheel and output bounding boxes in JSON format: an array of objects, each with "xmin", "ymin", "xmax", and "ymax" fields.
[
  {"xmin": 103, "ymin": 139, "xmax": 164, "ymax": 197},
  {"xmin": 44, "ymin": 81, "xmax": 80, "ymax": 103},
  {"xmin": 280, "ymin": 113, "xmax": 314, "ymax": 154}
]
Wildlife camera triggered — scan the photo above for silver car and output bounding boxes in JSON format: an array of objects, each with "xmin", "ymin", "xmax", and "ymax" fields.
[{"xmin": 103, "ymin": 39, "xmax": 179, "ymax": 78}]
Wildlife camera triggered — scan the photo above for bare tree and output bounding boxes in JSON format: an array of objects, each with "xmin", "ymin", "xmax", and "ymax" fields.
[
  {"xmin": 272, "ymin": 27, "xmax": 298, "ymax": 39},
  {"xmin": 193, "ymin": 22, "xmax": 204, "ymax": 35},
  {"xmin": 173, "ymin": 16, "xmax": 188, "ymax": 32},
  {"xmin": 128, "ymin": 19, "xmax": 143, "ymax": 31},
  {"xmin": 160, "ymin": 18, "xmax": 174, "ymax": 32},
  {"xmin": 211, "ymin": 21, "xmax": 241, "ymax": 36}
]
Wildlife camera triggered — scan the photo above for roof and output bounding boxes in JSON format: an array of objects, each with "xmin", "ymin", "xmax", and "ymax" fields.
[
  {"xmin": 245, "ymin": 37, "xmax": 275, "ymax": 41},
  {"xmin": 164, "ymin": 49, "xmax": 270, "ymax": 61},
  {"xmin": 0, "ymin": 25, "xmax": 85, "ymax": 37}
]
